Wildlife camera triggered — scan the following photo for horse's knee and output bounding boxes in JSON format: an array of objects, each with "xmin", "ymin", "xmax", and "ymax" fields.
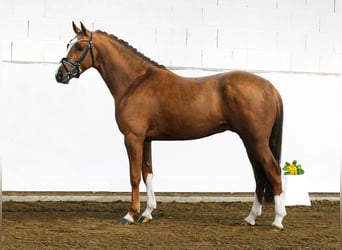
[
  {"xmin": 130, "ymin": 172, "xmax": 141, "ymax": 186},
  {"xmin": 131, "ymin": 180, "xmax": 140, "ymax": 189}
]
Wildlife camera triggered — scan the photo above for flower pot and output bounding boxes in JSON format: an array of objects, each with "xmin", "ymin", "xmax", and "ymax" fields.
[{"xmin": 283, "ymin": 175, "xmax": 311, "ymax": 206}]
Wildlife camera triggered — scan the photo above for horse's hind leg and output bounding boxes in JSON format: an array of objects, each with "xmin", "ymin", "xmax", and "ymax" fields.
[
  {"xmin": 244, "ymin": 140, "xmax": 286, "ymax": 229},
  {"xmin": 244, "ymin": 169, "xmax": 265, "ymax": 226},
  {"xmin": 138, "ymin": 141, "xmax": 157, "ymax": 223}
]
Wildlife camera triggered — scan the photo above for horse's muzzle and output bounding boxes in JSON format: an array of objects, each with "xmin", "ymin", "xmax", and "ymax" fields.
[{"xmin": 55, "ymin": 70, "xmax": 69, "ymax": 84}]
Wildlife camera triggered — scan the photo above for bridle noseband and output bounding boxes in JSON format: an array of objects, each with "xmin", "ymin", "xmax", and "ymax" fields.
[{"xmin": 60, "ymin": 32, "xmax": 94, "ymax": 82}]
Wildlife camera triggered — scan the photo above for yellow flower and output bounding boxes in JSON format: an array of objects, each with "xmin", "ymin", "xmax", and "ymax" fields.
[
  {"xmin": 287, "ymin": 164, "xmax": 298, "ymax": 175},
  {"xmin": 283, "ymin": 160, "xmax": 304, "ymax": 175}
]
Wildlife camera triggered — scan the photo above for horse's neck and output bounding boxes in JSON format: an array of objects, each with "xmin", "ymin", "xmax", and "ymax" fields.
[{"xmin": 94, "ymin": 40, "xmax": 149, "ymax": 102}]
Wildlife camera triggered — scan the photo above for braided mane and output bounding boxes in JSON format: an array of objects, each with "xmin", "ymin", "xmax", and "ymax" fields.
[{"xmin": 95, "ymin": 30, "xmax": 166, "ymax": 70}]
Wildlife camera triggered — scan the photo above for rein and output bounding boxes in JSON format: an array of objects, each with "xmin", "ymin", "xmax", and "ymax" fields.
[{"xmin": 60, "ymin": 32, "xmax": 94, "ymax": 83}]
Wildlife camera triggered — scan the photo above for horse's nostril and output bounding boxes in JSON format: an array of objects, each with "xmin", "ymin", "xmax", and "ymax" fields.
[{"xmin": 55, "ymin": 70, "xmax": 63, "ymax": 82}]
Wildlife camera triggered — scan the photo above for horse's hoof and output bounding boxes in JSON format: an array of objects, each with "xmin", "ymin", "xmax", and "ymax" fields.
[
  {"xmin": 120, "ymin": 218, "xmax": 134, "ymax": 225},
  {"xmin": 241, "ymin": 220, "xmax": 253, "ymax": 226},
  {"xmin": 244, "ymin": 217, "xmax": 256, "ymax": 226},
  {"xmin": 271, "ymin": 223, "xmax": 284, "ymax": 231},
  {"xmin": 137, "ymin": 216, "xmax": 152, "ymax": 223}
]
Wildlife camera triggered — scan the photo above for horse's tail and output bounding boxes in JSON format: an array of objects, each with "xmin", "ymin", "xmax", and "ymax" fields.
[{"xmin": 264, "ymin": 90, "xmax": 283, "ymax": 202}]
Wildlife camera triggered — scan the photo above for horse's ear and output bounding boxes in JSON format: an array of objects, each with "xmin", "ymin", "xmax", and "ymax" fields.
[
  {"xmin": 72, "ymin": 21, "xmax": 81, "ymax": 34},
  {"xmin": 80, "ymin": 22, "xmax": 89, "ymax": 36}
]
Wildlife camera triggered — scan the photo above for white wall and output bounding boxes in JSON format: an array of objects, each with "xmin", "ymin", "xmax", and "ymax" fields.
[
  {"xmin": 1, "ymin": 0, "xmax": 341, "ymax": 73},
  {"xmin": 0, "ymin": 0, "xmax": 341, "ymax": 192}
]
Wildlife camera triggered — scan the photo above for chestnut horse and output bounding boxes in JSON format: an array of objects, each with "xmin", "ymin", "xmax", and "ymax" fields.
[{"xmin": 55, "ymin": 22, "xmax": 286, "ymax": 229}]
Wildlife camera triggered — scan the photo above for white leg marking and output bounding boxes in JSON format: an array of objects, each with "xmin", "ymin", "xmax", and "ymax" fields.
[
  {"xmin": 245, "ymin": 193, "xmax": 262, "ymax": 226},
  {"xmin": 142, "ymin": 173, "xmax": 157, "ymax": 219},
  {"xmin": 272, "ymin": 194, "xmax": 287, "ymax": 229},
  {"xmin": 123, "ymin": 212, "xmax": 134, "ymax": 223}
]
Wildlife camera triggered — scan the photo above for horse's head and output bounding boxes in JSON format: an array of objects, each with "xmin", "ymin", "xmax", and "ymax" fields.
[{"xmin": 55, "ymin": 22, "xmax": 94, "ymax": 84}]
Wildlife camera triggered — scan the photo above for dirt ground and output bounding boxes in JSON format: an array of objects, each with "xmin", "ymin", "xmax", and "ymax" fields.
[{"xmin": 2, "ymin": 200, "xmax": 340, "ymax": 249}]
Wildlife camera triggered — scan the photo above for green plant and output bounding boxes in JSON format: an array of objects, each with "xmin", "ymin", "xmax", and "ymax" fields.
[{"xmin": 283, "ymin": 160, "xmax": 304, "ymax": 175}]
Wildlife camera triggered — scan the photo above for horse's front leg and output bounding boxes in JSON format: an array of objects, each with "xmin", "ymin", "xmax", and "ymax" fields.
[
  {"xmin": 121, "ymin": 134, "xmax": 144, "ymax": 225},
  {"xmin": 137, "ymin": 141, "xmax": 157, "ymax": 223}
]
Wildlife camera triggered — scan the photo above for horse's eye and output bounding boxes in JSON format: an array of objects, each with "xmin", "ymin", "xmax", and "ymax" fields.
[{"xmin": 76, "ymin": 43, "xmax": 84, "ymax": 51}]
